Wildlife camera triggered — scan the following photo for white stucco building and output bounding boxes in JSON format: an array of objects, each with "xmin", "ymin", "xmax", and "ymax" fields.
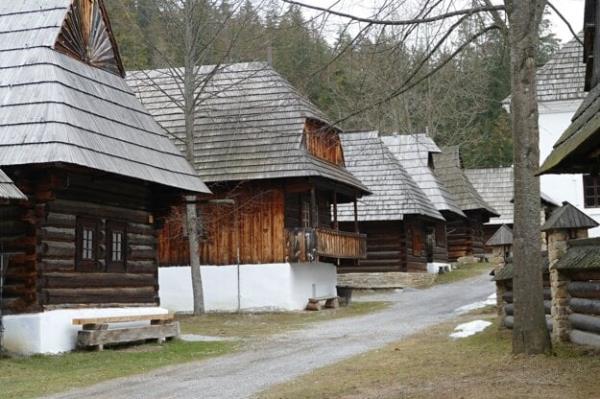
[{"xmin": 507, "ymin": 36, "xmax": 600, "ymax": 235}]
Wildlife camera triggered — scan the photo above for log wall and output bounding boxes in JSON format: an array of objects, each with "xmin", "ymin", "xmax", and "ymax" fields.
[
  {"xmin": 566, "ymin": 272, "xmax": 600, "ymax": 348},
  {"xmin": 1, "ymin": 167, "xmax": 166, "ymax": 315},
  {"xmin": 500, "ymin": 276, "xmax": 553, "ymax": 331},
  {"xmin": 447, "ymin": 211, "xmax": 486, "ymax": 261}
]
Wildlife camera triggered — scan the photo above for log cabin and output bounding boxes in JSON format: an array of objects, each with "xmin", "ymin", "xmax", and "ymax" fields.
[
  {"xmin": 433, "ymin": 146, "xmax": 499, "ymax": 261},
  {"xmin": 127, "ymin": 63, "xmax": 370, "ymax": 311},
  {"xmin": 465, "ymin": 167, "xmax": 558, "ymax": 251},
  {"xmin": 0, "ymin": 0, "xmax": 209, "ymax": 354},
  {"xmin": 382, "ymin": 133, "xmax": 466, "ymax": 267},
  {"xmin": 336, "ymin": 131, "xmax": 445, "ymax": 282}
]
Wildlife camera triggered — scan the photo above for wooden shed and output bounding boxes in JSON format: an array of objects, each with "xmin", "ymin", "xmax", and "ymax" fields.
[
  {"xmin": 0, "ymin": 0, "xmax": 209, "ymax": 354},
  {"xmin": 433, "ymin": 147, "xmax": 499, "ymax": 261},
  {"xmin": 382, "ymin": 133, "xmax": 466, "ymax": 266},
  {"xmin": 486, "ymin": 224, "xmax": 513, "ymax": 262},
  {"xmin": 337, "ymin": 131, "xmax": 444, "ymax": 274},
  {"xmin": 127, "ymin": 63, "xmax": 370, "ymax": 311}
]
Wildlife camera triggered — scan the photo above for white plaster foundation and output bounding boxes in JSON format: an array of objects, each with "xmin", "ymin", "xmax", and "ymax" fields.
[
  {"xmin": 2, "ymin": 306, "xmax": 167, "ymax": 355},
  {"xmin": 427, "ymin": 262, "xmax": 452, "ymax": 274},
  {"xmin": 159, "ymin": 263, "xmax": 337, "ymax": 313}
]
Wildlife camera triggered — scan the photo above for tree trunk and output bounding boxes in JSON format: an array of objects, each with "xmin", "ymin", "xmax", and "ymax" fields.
[
  {"xmin": 505, "ymin": 0, "xmax": 551, "ymax": 354},
  {"xmin": 183, "ymin": 0, "xmax": 204, "ymax": 315}
]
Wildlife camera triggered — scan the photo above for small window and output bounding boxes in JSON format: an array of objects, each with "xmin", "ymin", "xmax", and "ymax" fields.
[
  {"xmin": 584, "ymin": 175, "xmax": 600, "ymax": 208},
  {"xmin": 76, "ymin": 217, "xmax": 99, "ymax": 272},
  {"xmin": 106, "ymin": 221, "xmax": 127, "ymax": 272}
]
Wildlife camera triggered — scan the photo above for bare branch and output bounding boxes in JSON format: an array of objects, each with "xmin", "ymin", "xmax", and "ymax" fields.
[
  {"xmin": 546, "ymin": 1, "xmax": 583, "ymax": 46},
  {"xmin": 281, "ymin": 0, "xmax": 505, "ymax": 26}
]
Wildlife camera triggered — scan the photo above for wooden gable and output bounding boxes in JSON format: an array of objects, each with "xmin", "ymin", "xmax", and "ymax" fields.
[
  {"xmin": 304, "ymin": 119, "xmax": 345, "ymax": 167},
  {"xmin": 55, "ymin": 0, "xmax": 125, "ymax": 77}
]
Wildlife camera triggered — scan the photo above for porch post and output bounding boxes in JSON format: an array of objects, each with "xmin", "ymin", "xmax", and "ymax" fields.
[
  {"xmin": 310, "ymin": 187, "xmax": 318, "ymax": 228},
  {"xmin": 353, "ymin": 196, "xmax": 359, "ymax": 233},
  {"xmin": 332, "ymin": 191, "xmax": 338, "ymax": 231}
]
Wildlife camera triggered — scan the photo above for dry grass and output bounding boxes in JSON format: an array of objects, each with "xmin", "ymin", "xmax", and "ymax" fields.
[
  {"xmin": 0, "ymin": 340, "xmax": 233, "ymax": 399},
  {"xmin": 434, "ymin": 262, "xmax": 493, "ymax": 285},
  {"xmin": 258, "ymin": 310, "xmax": 600, "ymax": 399},
  {"xmin": 178, "ymin": 301, "xmax": 390, "ymax": 338}
]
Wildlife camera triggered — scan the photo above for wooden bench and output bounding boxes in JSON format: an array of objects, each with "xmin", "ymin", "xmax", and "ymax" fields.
[
  {"xmin": 306, "ymin": 296, "xmax": 339, "ymax": 311},
  {"xmin": 73, "ymin": 314, "xmax": 179, "ymax": 351}
]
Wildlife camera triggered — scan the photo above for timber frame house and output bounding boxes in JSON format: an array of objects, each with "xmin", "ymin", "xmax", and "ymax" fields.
[
  {"xmin": 382, "ymin": 133, "xmax": 466, "ymax": 265},
  {"xmin": 433, "ymin": 146, "xmax": 499, "ymax": 261},
  {"xmin": 127, "ymin": 63, "xmax": 369, "ymax": 269},
  {"xmin": 0, "ymin": 0, "xmax": 208, "ymax": 353},
  {"xmin": 337, "ymin": 131, "xmax": 444, "ymax": 273}
]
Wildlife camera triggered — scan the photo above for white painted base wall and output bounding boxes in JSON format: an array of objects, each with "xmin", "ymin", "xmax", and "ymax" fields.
[
  {"xmin": 427, "ymin": 262, "xmax": 451, "ymax": 274},
  {"xmin": 2, "ymin": 306, "xmax": 167, "ymax": 355},
  {"xmin": 159, "ymin": 263, "xmax": 337, "ymax": 312}
]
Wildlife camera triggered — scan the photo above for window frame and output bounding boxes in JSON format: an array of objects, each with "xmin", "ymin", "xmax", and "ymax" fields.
[
  {"xmin": 106, "ymin": 220, "xmax": 127, "ymax": 272},
  {"xmin": 583, "ymin": 175, "xmax": 600, "ymax": 208},
  {"xmin": 76, "ymin": 217, "xmax": 100, "ymax": 272}
]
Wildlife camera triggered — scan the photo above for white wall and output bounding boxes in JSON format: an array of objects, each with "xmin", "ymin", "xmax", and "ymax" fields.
[
  {"xmin": 159, "ymin": 263, "xmax": 337, "ymax": 313},
  {"xmin": 538, "ymin": 99, "xmax": 600, "ymax": 236},
  {"xmin": 3, "ymin": 306, "xmax": 167, "ymax": 355}
]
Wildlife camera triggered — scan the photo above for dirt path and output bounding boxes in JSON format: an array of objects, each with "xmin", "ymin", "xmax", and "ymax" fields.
[{"xmin": 44, "ymin": 272, "xmax": 494, "ymax": 399}]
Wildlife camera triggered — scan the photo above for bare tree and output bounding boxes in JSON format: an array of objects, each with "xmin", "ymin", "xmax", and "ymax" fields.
[
  {"xmin": 123, "ymin": 0, "xmax": 265, "ymax": 315},
  {"xmin": 283, "ymin": 0, "xmax": 557, "ymax": 354}
]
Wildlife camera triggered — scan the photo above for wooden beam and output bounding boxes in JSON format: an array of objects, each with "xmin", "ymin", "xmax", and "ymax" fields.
[
  {"xmin": 332, "ymin": 191, "xmax": 338, "ymax": 230},
  {"xmin": 310, "ymin": 187, "xmax": 318, "ymax": 228},
  {"xmin": 353, "ymin": 197, "xmax": 359, "ymax": 233}
]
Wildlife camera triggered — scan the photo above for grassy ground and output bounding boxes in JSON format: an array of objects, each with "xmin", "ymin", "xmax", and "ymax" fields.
[
  {"xmin": 0, "ymin": 340, "xmax": 233, "ymax": 399},
  {"xmin": 178, "ymin": 301, "xmax": 389, "ymax": 338},
  {"xmin": 434, "ymin": 262, "xmax": 493, "ymax": 285},
  {"xmin": 0, "ymin": 301, "xmax": 387, "ymax": 399},
  {"xmin": 258, "ymin": 310, "xmax": 600, "ymax": 399}
]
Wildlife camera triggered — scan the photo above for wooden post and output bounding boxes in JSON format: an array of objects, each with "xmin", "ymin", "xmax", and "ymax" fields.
[
  {"xmin": 310, "ymin": 187, "xmax": 318, "ymax": 228},
  {"xmin": 353, "ymin": 196, "xmax": 358, "ymax": 233},
  {"xmin": 332, "ymin": 191, "xmax": 338, "ymax": 231}
]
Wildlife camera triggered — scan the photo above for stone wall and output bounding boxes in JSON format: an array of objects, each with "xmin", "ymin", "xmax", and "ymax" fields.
[{"xmin": 336, "ymin": 272, "xmax": 436, "ymax": 289}]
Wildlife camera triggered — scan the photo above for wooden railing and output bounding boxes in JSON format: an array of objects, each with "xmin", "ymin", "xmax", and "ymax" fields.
[{"xmin": 285, "ymin": 227, "xmax": 366, "ymax": 263}]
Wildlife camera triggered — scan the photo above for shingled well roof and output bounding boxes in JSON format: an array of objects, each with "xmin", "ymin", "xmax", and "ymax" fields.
[
  {"xmin": 486, "ymin": 224, "xmax": 513, "ymax": 247},
  {"xmin": 381, "ymin": 134, "xmax": 464, "ymax": 218},
  {"xmin": 127, "ymin": 63, "xmax": 368, "ymax": 192},
  {"xmin": 337, "ymin": 131, "xmax": 442, "ymax": 222},
  {"xmin": 0, "ymin": 169, "xmax": 26, "ymax": 201},
  {"xmin": 541, "ymin": 201, "xmax": 599, "ymax": 231},
  {"xmin": 0, "ymin": 0, "xmax": 209, "ymax": 193},
  {"xmin": 433, "ymin": 147, "xmax": 498, "ymax": 217}
]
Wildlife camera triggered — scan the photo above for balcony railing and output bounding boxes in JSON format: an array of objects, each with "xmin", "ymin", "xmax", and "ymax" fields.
[{"xmin": 285, "ymin": 227, "xmax": 367, "ymax": 263}]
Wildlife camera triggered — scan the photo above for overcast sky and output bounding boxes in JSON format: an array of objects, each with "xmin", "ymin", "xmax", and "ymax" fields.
[{"xmin": 295, "ymin": 0, "xmax": 585, "ymax": 45}]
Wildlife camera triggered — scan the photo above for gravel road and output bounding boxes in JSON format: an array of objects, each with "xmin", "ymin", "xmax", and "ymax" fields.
[{"xmin": 44, "ymin": 272, "xmax": 494, "ymax": 399}]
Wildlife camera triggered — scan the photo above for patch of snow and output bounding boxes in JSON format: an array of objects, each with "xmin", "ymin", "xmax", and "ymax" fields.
[
  {"xmin": 449, "ymin": 320, "xmax": 492, "ymax": 339},
  {"xmin": 453, "ymin": 293, "xmax": 496, "ymax": 314}
]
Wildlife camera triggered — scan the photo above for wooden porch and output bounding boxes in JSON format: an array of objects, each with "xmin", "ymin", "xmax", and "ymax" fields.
[{"xmin": 285, "ymin": 227, "xmax": 367, "ymax": 263}]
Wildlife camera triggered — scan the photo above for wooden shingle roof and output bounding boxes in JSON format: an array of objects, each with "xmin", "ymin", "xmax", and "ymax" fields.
[
  {"xmin": 541, "ymin": 201, "xmax": 599, "ymax": 231},
  {"xmin": 536, "ymin": 35, "xmax": 585, "ymax": 103},
  {"xmin": 0, "ymin": 0, "xmax": 209, "ymax": 194},
  {"xmin": 126, "ymin": 63, "xmax": 368, "ymax": 192},
  {"xmin": 433, "ymin": 147, "xmax": 498, "ymax": 217},
  {"xmin": 486, "ymin": 224, "xmax": 513, "ymax": 247},
  {"xmin": 0, "ymin": 169, "xmax": 26, "ymax": 201},
  {"xmin": 337, "ymin": 131, "xmax": 443, "ymax": 222},
  {"xmin": 465, "ymin": 167, "xmax": 557, "ymax": 225},
  {"xmin": 554, "ymin": 238, "xmax": 600, "ymax": 271},
  {"xmin": 381, "ymin": 134, "xmax": 465, "ymax": 218}
]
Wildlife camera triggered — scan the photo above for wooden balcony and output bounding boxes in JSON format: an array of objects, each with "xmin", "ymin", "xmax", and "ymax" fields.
[{"xmin": 285, "ymin": 227, "xmax": 367, "ymax": 263}]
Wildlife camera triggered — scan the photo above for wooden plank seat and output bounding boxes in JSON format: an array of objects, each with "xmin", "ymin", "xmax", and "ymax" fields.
[
  {"xmin": 73, "ymin": 314, "xmax": 179, "ymax": 350},
  {"xmin": 306, "ymin": 295, "xmax": 339, "ymax": 311}
]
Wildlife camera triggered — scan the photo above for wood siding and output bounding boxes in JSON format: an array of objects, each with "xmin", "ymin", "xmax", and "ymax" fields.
[
  {"xmin": 304, "ymin": 120, "xmax": 345, "ymax": 166},
  {"xmin": 159, "ymin": 182, "xmax": 286, "ymax": 266},
  {"xmin": 1, "ymin": 168, "xmax": 165, "ymax": 315}
]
